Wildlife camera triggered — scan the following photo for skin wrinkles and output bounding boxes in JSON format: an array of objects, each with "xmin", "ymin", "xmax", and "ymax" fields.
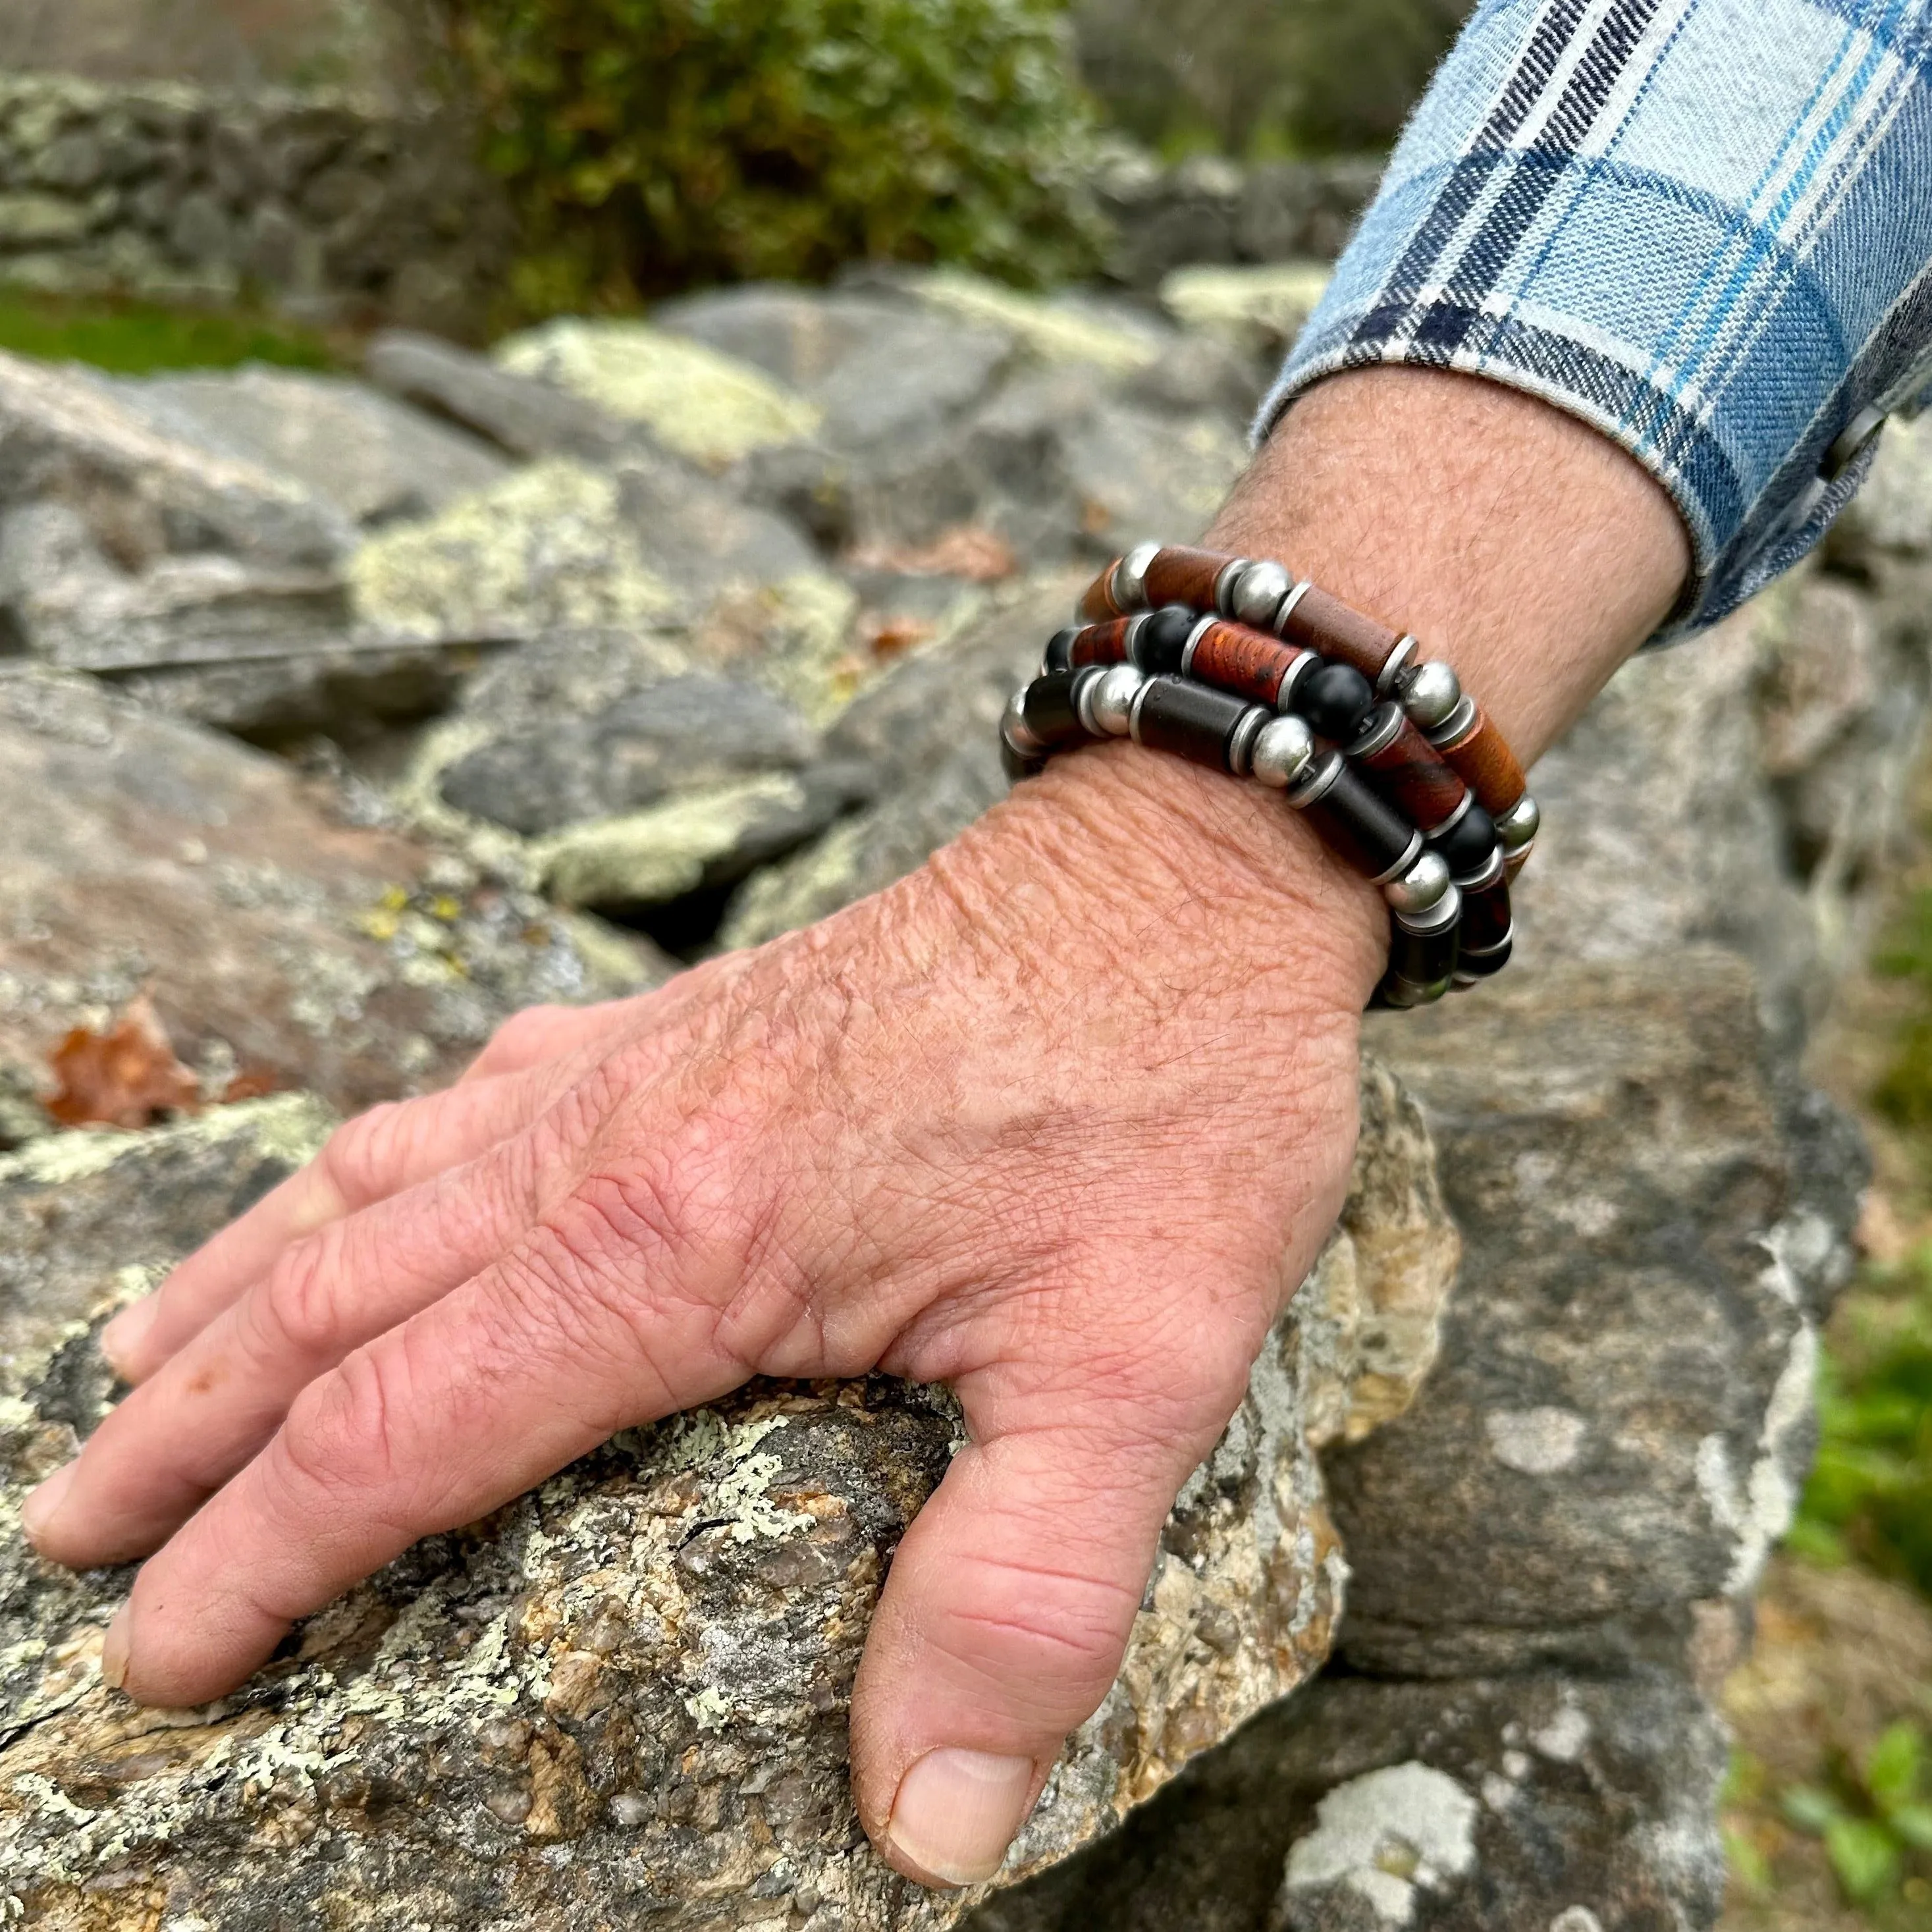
[{"xmin": 30, "ymin": 365, "xmax": 1693, "ymax": 1889}]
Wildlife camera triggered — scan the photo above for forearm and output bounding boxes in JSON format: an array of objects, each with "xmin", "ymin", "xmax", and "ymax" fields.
[{"xmin": 986, "ymin": 367, "xmax": 1691, "ymax": 1008}]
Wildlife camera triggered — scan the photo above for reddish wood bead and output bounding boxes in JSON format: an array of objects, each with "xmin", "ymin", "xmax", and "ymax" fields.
[
  {"xmin": 1349, "ymin": 704, "xmax": 1469, "ymax": 834},
  {"xmin": 1278, "ymin": 585, "xmax": 1406, "ymax": 684},
  {"xmin": 1187, "ymin": 619, "xmax": 1314, "ymax": 707},
  {"xmin": 1431, "ymin": 703, "xmax": 1527, "ymax": 816},
  {"xmin": 1069, "ymin": 616, "xmax": 1137, "ymax": 667},
  {"xmin": 1142, "ymin": 545, "xmax": 1241, "ymax": 614},
  {"xmin": 1078, "ymin": 561, "xmax": 1126, "ymax": 622}
]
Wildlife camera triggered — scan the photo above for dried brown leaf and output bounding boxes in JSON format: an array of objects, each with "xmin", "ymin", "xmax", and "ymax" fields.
[{"xmin": 47, "ymin": 995, "xmax": 203, "ymax": 1131}]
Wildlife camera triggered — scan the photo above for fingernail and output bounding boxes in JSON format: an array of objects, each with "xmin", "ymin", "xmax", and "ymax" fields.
[
  {"xmin": 100, "ymin": 1299, "xmax": 157, "ymax": 1378},
  {"xmin": 21, "ymin": 1462, "xmax": 76, "ymax": 1545},
  {"xmin": 886, "ymin": 1749, "xmax": 1036, "ymax": 1887},
  {"xmin": 100, "ymin": 1603, "xmax": 132, "ymax": 1692}
]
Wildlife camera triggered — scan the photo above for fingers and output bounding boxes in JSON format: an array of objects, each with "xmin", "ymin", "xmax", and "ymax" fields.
[
  {"xmin": 27, "ymin": 1122, "xmax": 552, "ymax": 1572},
  {"xmin": 101, "ymin": 1058, "xmax": 592, "ymax": 1385},
  {"xmin": 849, "ymin": 1350, "xmax": 1229, "ymax": 1890},
  {"xmin": 99, "ymin": 1182, "xmax": 750, "ymax": 1709}
]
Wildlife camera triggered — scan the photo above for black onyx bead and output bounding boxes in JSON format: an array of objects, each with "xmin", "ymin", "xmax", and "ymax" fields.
[
  {"xmin": 1042, "ymin": 628, "xmax": 1079, "ymax": 674},
  {"xmin": 1429, "ymin": 801, "xmax": 1497, "ymax": 877},
  {"xmin": 1017, "ymin": 670, "xmax": 1090, "ymax": 751},
  {"xmin": 1131, "ymin": 604, "xmax": 1197, "ymax": 676},
  {"xmin": 1132, "ymin": 674, "xmax": 1253, "ymax": 770},
  {"xmin": 1296, "ymin": 662, "xmax": 1376, "ymax": 741}
]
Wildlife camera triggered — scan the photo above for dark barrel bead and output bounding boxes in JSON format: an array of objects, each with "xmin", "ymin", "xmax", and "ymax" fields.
[
  {"xmin": 1457, "ymin": 856, "xmax": 1513, "ymax": 957},
  {"xmin": 1347, "ymin": 703, "xmax": 1470, "ymax": 834},
  {"xmin": 1387, "ymin": 906, "xmax": 1461, "ymax": 994},
  {"xmin": 1278, "ymin": 583, "xmax": 1407, "ymax": 684},
  {"xmin": 1001, "ymin": 736, "xmax": 1047, "ymax": 784},
  {"xmin": 1428, "ymin": 799, "xmax": 1497, "ymax": 878},
  {"xmin": 1131, "ymin": 674, "xmax": 1255, "ymax": 772},
  {"xmin": 1457, "ymin": 932, "xmax": 1514, "ymax": 980},
  {"xmin": 1295, "ymin": 662, "xmax": 1376, "ymax": 741},
  {"xmin": 1185, "ymin": 618, "xmax": 1316, "ymax": 708},
  {"xmin": 1289, "ymin": 754, "xmax": 1424, "ymax": 882},
  {"xmin": 1069, "ymin": 616, "xmax": 1137, "ymax": 668},
  {"xmin": 1131, "ymin": 604, "xmax": 1198, "ymax": 676},
  {"xmin": 1042, "ymin": 627, "xmax": 1079, "ymax": 674},
  {"xmin": 1015, "ymin": 670, "xmax": 1091, "ymax": 752}
]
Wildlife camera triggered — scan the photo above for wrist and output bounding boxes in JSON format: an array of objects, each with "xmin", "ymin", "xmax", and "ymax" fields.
[{"xmin": 941, "ymin": 738, "xmax": 1388, "ymax": 1020}]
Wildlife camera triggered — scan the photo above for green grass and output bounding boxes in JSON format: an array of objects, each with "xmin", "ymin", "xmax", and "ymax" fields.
[{"xmin": 0, "ymin": 290, "xmax": 340, "ymax": 375}]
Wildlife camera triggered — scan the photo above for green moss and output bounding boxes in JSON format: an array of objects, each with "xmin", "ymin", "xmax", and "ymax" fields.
[
  {"xmin": 409, "ymin": 0, "xmax": 1106, "ymax": 304},
  {"xmin": 0, "ymin": 290, "xmax": 339, "ymax": 375}
]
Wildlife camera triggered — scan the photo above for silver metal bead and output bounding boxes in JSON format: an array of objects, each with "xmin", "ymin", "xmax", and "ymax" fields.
[
  {"xmin": 1425, "ymin": 692, "xmax": 1478, "ymax": 747},
  {"xmin": 1113, "ymin": 540, "xmax": 1161, "ymax": 612},
  {"xmin": 1495, "ymin": 793, "xmax": 1541, "ymax": 851},
  {"xmin": 1271, "ymin": 578, "xmax": 1314, "ymax": 637},
  {"xmin": 1001, "ymin": 689, "xmax": 1044, "ymax": 757},
  {"xmin": 1229, "ymin": 559, "xmax": 1293, "ymax": 630},
  {"xmin": 1070, "ymin": 664, "xmax": 1107, "ymax": 735},
  {"xmin": 1249, "ymin": 714, "xmax": 1316, "ymax": 790},
  {"xmin": 1228, "ymin": 704, "xmax": 1272, "ymax": 777},
  {"xmin": 1213, "ymin": 556, "xmax": 1254, "ymax": 615},
  {"xmin": 1395, "ymin": 879, "xmax": 1462, "ymax": 936},
  {"xmin": 1382, "ymin": 850, "xmax": 1451, "ymax": 917},
  {"xmin": 1399, "ymin": 660, "xmax": 1462, "ymax": 730},
  {"xmin": 1086, "ymin": 663, "xmax": 1144, "ymax": 737},
  {"xmin": 1376, "ymin": 634, "xmax": 1419, "ymax": 697},
  {"xmin": 1285, "ymin": 748, "xmax": 1346, "ymax": 810}
]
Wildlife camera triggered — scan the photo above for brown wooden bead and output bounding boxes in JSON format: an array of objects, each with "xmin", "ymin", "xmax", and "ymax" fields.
[
  {"xmin": 1431, "ymin": 703, "xmax": 1527, "ymax": 816},
  {"xmin": 1278, "ymin": 585, "xmax": 1406, "ymax": 683},
  {"xmin": 1349, "ymin": 705, "xmax": 1468, "ymax": 833},
  {"xmin": 1142, "ymin": 545, "xmax": 1241, "ymax": 614},
  {"xmin": 1069, "ymin": 616, "xmax": 1136, "ymax": 667},
  {"xmin": 1079, "ymin": 561, "xmax": 1127, "ymax": 622},
  {"xmin": 1187, "ymin": 620, "xmax": 1314, "ymax": 707}
]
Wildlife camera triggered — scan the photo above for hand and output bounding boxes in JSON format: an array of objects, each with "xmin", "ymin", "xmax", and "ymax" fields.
[{"xmin": 22, "ymin": 739, "xmax": 1386, "ymax": 1889}]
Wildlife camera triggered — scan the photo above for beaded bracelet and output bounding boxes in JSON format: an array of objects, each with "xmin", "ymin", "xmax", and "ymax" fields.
[{"xmin": 999, "ymin": 543, "xmax": 1540, "ymax": 1009}]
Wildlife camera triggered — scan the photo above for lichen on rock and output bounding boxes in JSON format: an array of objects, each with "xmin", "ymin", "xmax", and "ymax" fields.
[{"xmin": 0, "ymin": 1061, "xmax": 1455, "ymax": 1930}]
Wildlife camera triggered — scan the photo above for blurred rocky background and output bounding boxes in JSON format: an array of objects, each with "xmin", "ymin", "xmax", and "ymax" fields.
[{"xmin": 3, "ymin": 4, "xmax": 1931, "ymax": 1929}]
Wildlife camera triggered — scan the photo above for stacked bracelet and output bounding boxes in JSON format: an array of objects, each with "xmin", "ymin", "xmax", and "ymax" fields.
[{"xmin": 999, "ymin": 543, "xmax": 1540, "ymax": 1009}]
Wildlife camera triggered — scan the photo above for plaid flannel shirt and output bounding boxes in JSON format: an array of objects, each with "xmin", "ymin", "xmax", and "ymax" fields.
[{"xmin": 1267, "ymin": 0, "xmax": 1932, "ymax": 639}]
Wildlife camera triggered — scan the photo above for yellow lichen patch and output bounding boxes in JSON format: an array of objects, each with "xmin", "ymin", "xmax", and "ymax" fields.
[
  {"xmin": 495, "ymin": 321, "xmax": 822, "ymax": 468},
  {"xmin": 911, "ymin": 271, "xmax": 1162, "ymax": 376},
  {"xmin": 348, "ymin": 460, "xmax": 680, "ymax": 641}
]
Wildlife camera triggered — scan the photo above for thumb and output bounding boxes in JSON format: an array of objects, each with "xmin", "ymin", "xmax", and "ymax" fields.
[{"xmin": 848, "ymin": 1360, "xmax": 1223, "ymax": 1890}]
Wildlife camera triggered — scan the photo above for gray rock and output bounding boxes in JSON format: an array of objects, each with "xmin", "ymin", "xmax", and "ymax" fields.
[
  {"xmin": 400, "ymin": 629, "xmax": 874, "ymax": 911},
  {"xmin": 0, "ymin": 1063, "xmax": 1457, "ymax": 1930},
  {"xmin": 349, "ymin": 454, "xmax": 824, "ymax": 644},
  {"xmin": 967, "ymin": 1669, "xmax": 1726, "ymax": 1932},
  {"xmin": 0, "ymin": 347, "xmax": 352, "ymax": 568},
  {"xmin": 0, "ymin": 500, "xmax": 496, "ymax": 738},
  {"xmin": 720, "ymin": 576, "xmax": 1075, "ymax": 947},
  {"xmin": 0, "ymin": 664, "xmax": 664, "ymax": 1117},
  {"xmin": 655, "ymin": 284, "xmax": 1016, "ymax": 452},
  {"xmin": 1340, "ymin": 951, "xmax": 1863, "ymax": 1678},
  {"xmin": 110, "ymin": 366, "xmax": 512, "ymax": 528},
  {"xmin": 364, "ymin": 329, "xmax": 647, "ymax": 466},
  {"xmin": 1516, "ymin": 566, "xmax": 1932, "ymax": 1036}
]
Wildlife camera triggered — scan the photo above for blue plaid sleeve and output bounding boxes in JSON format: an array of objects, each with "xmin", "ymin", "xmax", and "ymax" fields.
[{"xmin": 1264, "ymin": 0, "xmax": 1932, "ymax": 641}]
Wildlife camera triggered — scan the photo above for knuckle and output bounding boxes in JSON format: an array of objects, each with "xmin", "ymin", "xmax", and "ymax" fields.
[
  {"xmin": 930, "ymin": 1551, "xmax": 1138, "ymax": 1715},
  {"xmin": 253, "ymin": 1227, "xmax": 343, "ymax": 1362},
  {"xmin": 315, "ymin": 1102, "xmax": 408, "ymax": 1210},
  {"xmin": 474, "ymin": 1004, "xmax": 572, "ymax": 1077},
  {"xmin": 275, "ymin": 1347, "xmax": 405, "ymax": 1503}
]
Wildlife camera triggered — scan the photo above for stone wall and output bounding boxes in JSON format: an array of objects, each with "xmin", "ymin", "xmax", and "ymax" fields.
[
  {"xmin": 0, "ymin": 71, "xmax": 1377, "ymax": 329},
  {"xmin": 0, "ymin": 71, "xmax": 508, "ymax": 334}
]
